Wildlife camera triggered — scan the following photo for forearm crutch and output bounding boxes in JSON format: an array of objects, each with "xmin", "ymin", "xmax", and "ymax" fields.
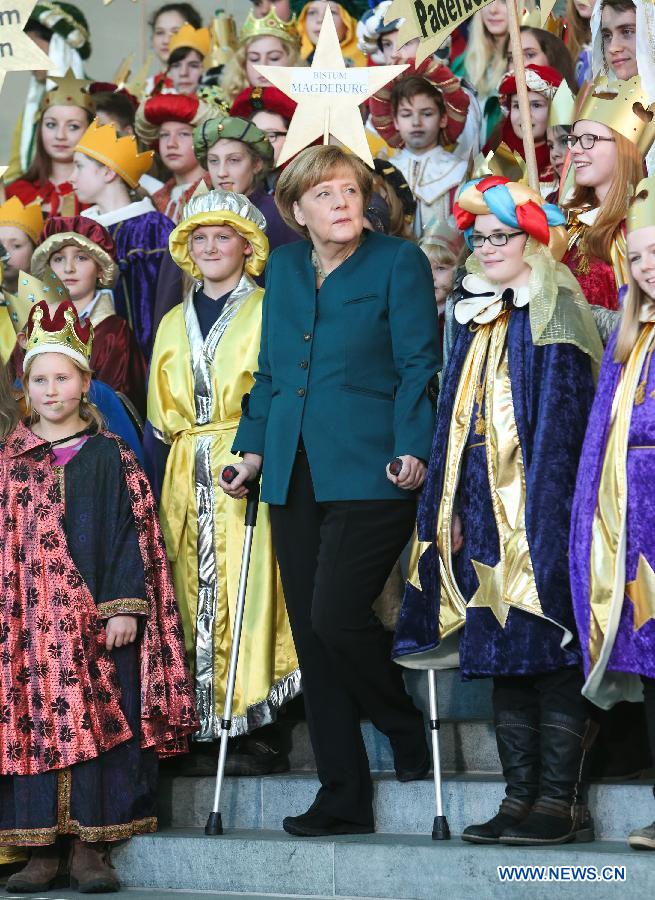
[
  {"xmin": 205, "ymin": 466, "xmax": 260, "ymax": 836},
  {"xmin": 389, "ymin": 458, "xmax": 450, "ymax": 841}
]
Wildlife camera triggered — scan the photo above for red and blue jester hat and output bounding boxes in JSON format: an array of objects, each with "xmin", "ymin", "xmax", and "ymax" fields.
[
  {"xmin": 452, "ymin": 175, "xmax": 603, "ymax": 361},
  {"xmin": 453, "ymin": 175, "xmax": 567, "ymax": 255}
]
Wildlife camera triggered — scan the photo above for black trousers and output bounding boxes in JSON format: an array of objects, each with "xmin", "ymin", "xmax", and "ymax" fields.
[
  {"xmin": 269, "ymin": 450, "xmax": 426, "ymax": 825},
  {"xmin": 492, "ymin": 668, "xmax": 588, "ymax": 721}
]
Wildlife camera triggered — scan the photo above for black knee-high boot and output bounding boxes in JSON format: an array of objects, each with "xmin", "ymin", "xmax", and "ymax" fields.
[
  {"xmin": 462, "ymin": 710, "xmax": 540, "ymax": 844},
  {"xmin": 500, "ymin": 712, "xmax": 596, "ymax": 845}
]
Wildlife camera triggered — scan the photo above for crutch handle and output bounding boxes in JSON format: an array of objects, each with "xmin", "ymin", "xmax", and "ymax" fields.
[
  {"xmin": 389, "ymin": 457, "xmax": 403, "ymax": 477},
  {"xmin": 221, "ymin": 466, "xmax": 261, "ymax": 527}
]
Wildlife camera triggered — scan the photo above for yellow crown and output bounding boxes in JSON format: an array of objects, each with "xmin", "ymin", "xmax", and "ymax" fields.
[
  {"xmin": 168, "ymin": 23, "xmax": 212, "ymax": 59},
  {"xmin": 75, "ymin": 119, "xmax": 154, "ymax": 189},
  {"xmin": 577, "ymin": 76, "xmax": 655, "ymax": 155},
  {"xmin": 239, "ymin": 10, "xmax": 299, "ymax": 46},
  {"xmin": 627, "ymin": 176, "xmax": 655, "ymax": 234},
  {"xmin": 39, "ymin": 69, "xmax": 95, "ymax": 117},
  {"xmin": 548, "ymin": 81, "xmax": 576, "ymax": 128},
  {"xmin": 21, "ymin": 271, "xmax": 93, "ymax": 367},
  {"xmin": 208, "ymin": 12, "xmax": 238, "ymax": 67},
  {"xmin": 0, "ymin": 196, "xmax": 44, "ymax": 244},
  {"xmin": 521, "ymin": 6, "xmax": 565, "ymax": 37}
]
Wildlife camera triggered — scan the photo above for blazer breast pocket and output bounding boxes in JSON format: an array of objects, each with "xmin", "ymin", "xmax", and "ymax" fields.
[{"xmin": 343, "ymin": 293, "xmax": 379, "ymax": 305}]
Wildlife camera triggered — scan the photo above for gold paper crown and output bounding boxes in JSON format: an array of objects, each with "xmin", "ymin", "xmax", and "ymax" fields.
[
  {"xmin": 209, "ymin": 12, "xmax": 238, "ymax": 67},
  {"xmin": 627, "ymin": 176, "xmax": 655, "ymax": 234},
  {"xmin": 239, "ymin": 10, "xmax": 299, "ymax": 46},
  {"xmin": 577, "ymin": 76, "xmax": 655, "ymax": 155},
  {"xmin": 548, "ymin": 81, "xmax": 576, "ymax": 128},
  {"xmin": 21, "ymin": 271, "xmax": 93, "ymax": 366},
  {"xmin": 76, "ymin": 119, "xmax": 154, "ymax": 189},
  {"xmin": 472, "ymin": 146, "xmax": 529, "ymax": 184},
  {"xmin": 40, "ymin": 69, "xmax": 95, "ymax": 117},
  {"xmin": 0, "ymin": 196, "xmax": 44, "ymax": 245},
  {"xmin": 168, "ymin": 23, "xmax": 212, "ymax": 59},
  {"xmin": 520, "ymin": 6, "xmax": 565, "ymax": 37}
]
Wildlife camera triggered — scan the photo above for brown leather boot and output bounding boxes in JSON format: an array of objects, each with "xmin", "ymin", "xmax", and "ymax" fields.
[
  {"xmin": 69, "ymin": 838, "xmax": 120, "ymax": 893},
  {"xmin": 5, "ymin": 844, "xmax": 60, "ymax": 892}
]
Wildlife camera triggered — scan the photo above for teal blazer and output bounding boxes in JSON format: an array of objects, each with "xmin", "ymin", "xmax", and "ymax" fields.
[{"xmin": 233, "ymin": 231, "xmax": 441, "ymax": 504}]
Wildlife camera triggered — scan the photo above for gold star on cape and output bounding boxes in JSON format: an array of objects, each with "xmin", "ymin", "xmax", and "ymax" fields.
[
  {"xmin": 0, "ymin": 2, "xmax": 53, "ymax": 74},
  {"xmin": 467, "ymin": 560, "xmax": 510, "ymax": 628},
  {"xmin": 253, "ymin": 8, "xmax": 407, "ymax": 167},
  {"xmin": 626, "ymin": 554, "xmax": 655, "ymax": 631}
]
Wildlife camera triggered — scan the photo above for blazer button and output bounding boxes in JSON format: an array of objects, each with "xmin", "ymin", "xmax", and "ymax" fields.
[
  {"xmin": 303, "ymin": 332, "xmax": 312, "ymax": 342},
  {"xmin": 299, "ymin": 360, "xmax": 309, "ymax": 369},
  {"xmin": 297, "ymin": 388, "xmax": 306, "ymax": 397}
]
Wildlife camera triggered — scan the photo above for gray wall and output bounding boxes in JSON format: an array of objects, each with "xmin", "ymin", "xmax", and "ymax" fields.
[{"xmin": 0, "ymin": 0, "xmax": 248, "ymax": 164}]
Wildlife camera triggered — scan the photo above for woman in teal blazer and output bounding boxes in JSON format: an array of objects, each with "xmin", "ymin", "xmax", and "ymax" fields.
[{"xmin": 225, "ymin": 146, "xmax": 441, "ymax": 837}]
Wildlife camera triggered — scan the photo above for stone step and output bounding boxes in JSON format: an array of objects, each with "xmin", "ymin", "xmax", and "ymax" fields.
[
  {"xmin": 112, "ymin": 828, "xmax": 648, "ymax": 899},
  {"xmin": 288, "ymin": 718, "xmax": 499, "ymax": 774},
  {"xmin": 159, "ymin": 772, "xmax": 655, "ymax": 843}
]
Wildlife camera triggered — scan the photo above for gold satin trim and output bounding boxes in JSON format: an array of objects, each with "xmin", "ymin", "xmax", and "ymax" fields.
[
  {"xmin": 436, "ymin": 312, "xmax": 544, "ymax": 636},
  {"xmin": 588, "ymin": 323, "xmax": 655, "ymax": 665}
]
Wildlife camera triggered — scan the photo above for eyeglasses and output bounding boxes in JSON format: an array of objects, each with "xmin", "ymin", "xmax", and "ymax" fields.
[
  {"xmin": 263, "ymin": 131, "xmax": 287, "ymax": 142},
  {"xmin": 469, "ymin": 231, "xmax": 525, "ymax": 248},
  {"xmin": 566, "ymin": 133, "xmax": 616, "ymax": 150}
]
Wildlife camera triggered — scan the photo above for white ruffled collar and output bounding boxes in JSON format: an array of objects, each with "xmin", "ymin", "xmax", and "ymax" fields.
[{"xmin": 455, "ymin": 273, "xmax": 530, "ymax": 325}]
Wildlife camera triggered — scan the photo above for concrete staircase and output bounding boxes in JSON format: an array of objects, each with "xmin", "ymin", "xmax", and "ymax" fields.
[{"xmin": 111, "ymin": 670, "xmax": 654, "ymax": 899}]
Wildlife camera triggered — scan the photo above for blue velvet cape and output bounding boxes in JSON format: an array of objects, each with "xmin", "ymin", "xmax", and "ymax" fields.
[{"xmin": 393, "ymin": 306, "xmax": 594, "ymax": 678}]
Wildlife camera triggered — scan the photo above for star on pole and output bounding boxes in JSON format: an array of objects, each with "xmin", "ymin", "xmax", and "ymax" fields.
[
  {"xmin": 626, "ymin": 553, "xmax": 655, "ymax": 631},
  {"xmin": 0, "ymin": 2, "xmax": 53, "ymax": 74},
  {"xmin": 253, "ymin": 8, "xmax": 407, "ymax": 168},
  {"xmin": 467, "ymin": 560, "xmax": 510, "ymax": 628}
]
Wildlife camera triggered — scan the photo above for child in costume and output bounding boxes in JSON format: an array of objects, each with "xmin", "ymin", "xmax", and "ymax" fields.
[
  {"xmin": 0, "ymin": 286, "xmax": 196, "ymax": 894},
  {"xmin": 394, "ymin": 176, "xmax": 604, "ymax": 845},
  {"xmin": 0, "ymin": 198, "xmax": 44, "ymax": 363},
  {"xmin": 297, "ymin": 0, "xmax": 366, "ymax": 66},
  {"xmin": 166, "ymin": 24, "xmax": 211, "ymax": 96},
  {"xmin": 564, "ymin": 76, "xmax": 651, "ymax": 309},
  {"xmin": 419, "ymin": 217, "xmax": 468, "ymax": 347},
  {"xmin": 231, "ymin": 86, "xmax": 297, "ymax": 171},
  {"xmin": 570, "ymin": 176, "xmax": 655, "ymax": 850},
  {"xmin": 146, "ymin": 189, "xmax": 299, "ymax": 772},
  {"xmin": 7, "ymin": 71, "xmax": 95, "ymax": 219},
  {"xmin": 30, "ymin": 216, "xmax": 147, "ymax": 417},
  {"xmin": 384, "ymin": 74, "xmax": 469, "ymax": 239},
  {"xmin": 147, "ymin": 3, "xmax": 204, "ymax": 96},
  {"xmin": 135, "ymin": 94, "xmax": 215, "ymax": 223},
  {"xmin": 220, "ymin": 10, "xmax": 302, "ymax": 107},
  {"xmin": 71, "ymin": 120, "xmax": 175, "ymax": 359}
]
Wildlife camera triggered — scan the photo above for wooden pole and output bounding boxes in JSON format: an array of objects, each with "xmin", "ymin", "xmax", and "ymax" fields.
[{"xmin": 506, "ymin": 0, "xmax": 540, "ymax": 191}]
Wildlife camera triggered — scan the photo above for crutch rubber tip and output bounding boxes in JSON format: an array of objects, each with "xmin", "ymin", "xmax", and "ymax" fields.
[
  {"xmin": 205, "ymin": 812, "xmax": 224, "ymax": 836},
  {"xmin": 432, "ymin": 816, "xmax": 450, "ymax": 841}
]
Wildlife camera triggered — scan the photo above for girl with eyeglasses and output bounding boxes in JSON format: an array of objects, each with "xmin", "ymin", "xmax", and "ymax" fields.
[
  {"xmin": 563, "ymin": 98, "xmax": 644, "ymax": 310},
  {"xmin": 394, "ymin": 174, "xmax": 603, "ymax": 846}
]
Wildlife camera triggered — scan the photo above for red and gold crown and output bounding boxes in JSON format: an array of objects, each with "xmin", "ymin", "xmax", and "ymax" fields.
[
  {"xmin": 39, "ymin": 69, "xmax": 96, "ymax": 117},
  {"xmin": 0, "ymin": 196, "xmax": 44, "ymax": 245},
  {"xmin": 168, "ymin": 23, "xmax": 212, "ymax": 60},
  {"xmin": 75, "ymin": 119, "xmax": 154, "ymax": 189},
  {"xmin": 22, "ymin": 273, "xmax": 93, "ymax": 369},
  {"xmin": 239, "ymin": 9, "xmax": 299, "ymax": 47}
]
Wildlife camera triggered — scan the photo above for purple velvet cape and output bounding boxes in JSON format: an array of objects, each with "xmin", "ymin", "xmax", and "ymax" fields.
[
  {"xmin": 106, "ymin": 211, "xmax": 174, "ymax": 360},
  {"xmin": 393, "ymin": 304, "xmax": 595, "ymax": 678},
  {"xmin": 570, "ymin": 328, "xmax": 655, "ymax": 682}
]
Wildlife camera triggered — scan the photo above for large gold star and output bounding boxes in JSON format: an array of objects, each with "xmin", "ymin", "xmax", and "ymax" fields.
[
  {"xmin": 626, "ymin": 554, "xmax": 655, "ymax": 631},
  {"xmin": 467, "ymin": 560, "xmax": 510, "ymax": 628},
  {"xmin": 0, "ymin": 2, "xmax": 52, "ymax": 74},
  {"xmin": 253, "ymin": 8, "xmax": 407, "ymax": 167}
]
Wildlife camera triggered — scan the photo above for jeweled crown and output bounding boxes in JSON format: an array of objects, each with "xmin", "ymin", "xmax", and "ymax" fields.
[
  {"xmin": 22, "ymin": 272, "xmax": 93, "ymax": 366},
  {"xmin": 239, "ymin": 10, "xmax": 299, "ymax": 46},
  {"xmin": 577, "ymin": 76, "xmax": 655, "ymax": 155},
  {"xmin": 627, "ymin": 177, "xmax": 655, "ymax": 235},
  {"xmin": 39, "ymin": 69, "xmax": 96, "ymax": 117},
  {"xmin": 75, "ymin": 119, "xmax": 154, "ymax": 189}
]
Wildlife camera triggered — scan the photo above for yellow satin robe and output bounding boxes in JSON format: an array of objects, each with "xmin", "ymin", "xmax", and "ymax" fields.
[{"xmin": 148, "ymin": 285, "xmax": 299, "ymax": 738}]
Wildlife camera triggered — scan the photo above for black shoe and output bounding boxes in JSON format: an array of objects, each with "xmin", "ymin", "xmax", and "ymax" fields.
[
  {"xmin": 461, "ymin": 797, "xmax": 532, "ymax": 845},
  {"xmin": 224, "ymin": 736, "xmax": 290, "ymax": 777},
  {"xmin": 500, "ymin": 798, "xmax": 595, "ymax": 845},
  {"xmin": 396, "ymin": 747, "xmax": 431, "ymax": 783},
  {"xmin": 282, "ymin": 808, "xmax": 374, "ymax": 837}
]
